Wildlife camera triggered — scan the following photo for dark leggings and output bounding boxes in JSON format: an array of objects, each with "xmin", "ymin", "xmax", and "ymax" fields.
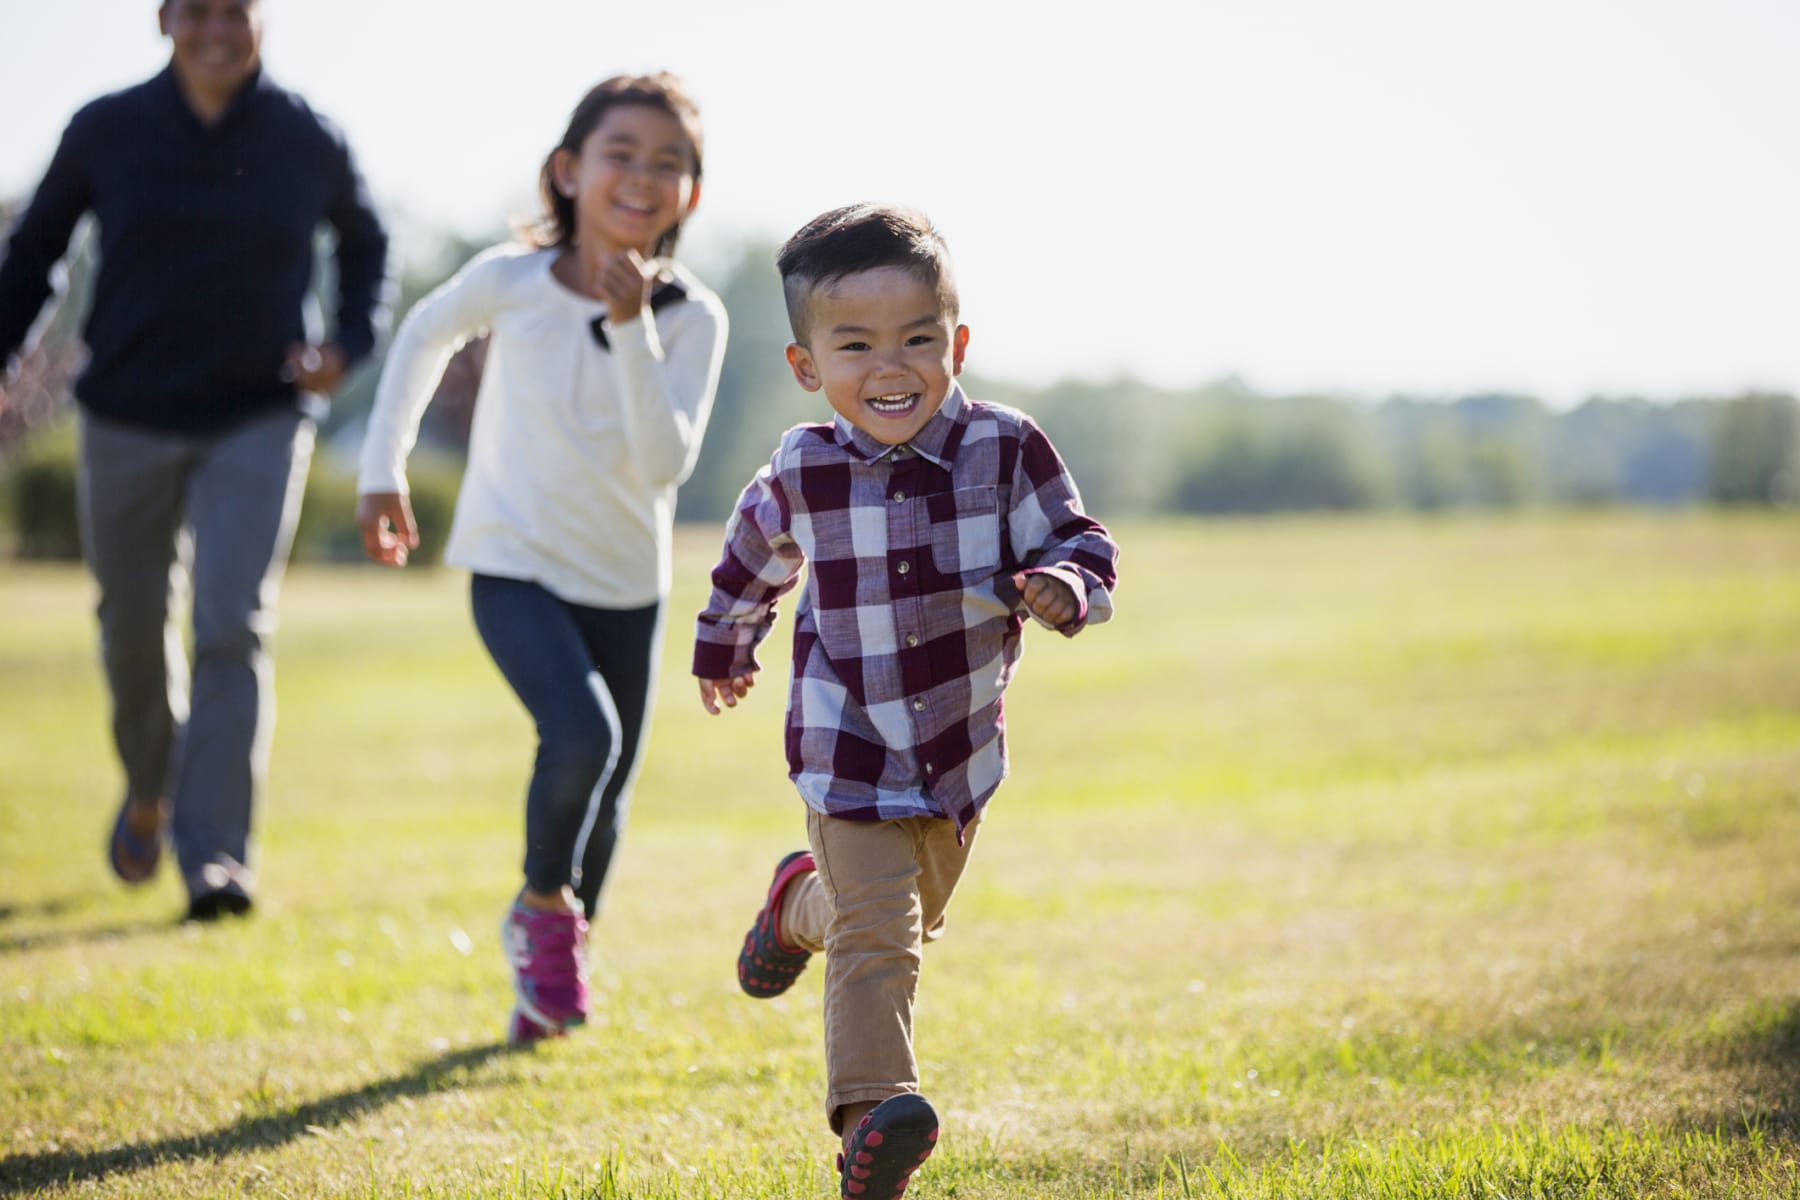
[{"xmin": 470, "ymin": 574, "xmax": 661, "ymax": 918}]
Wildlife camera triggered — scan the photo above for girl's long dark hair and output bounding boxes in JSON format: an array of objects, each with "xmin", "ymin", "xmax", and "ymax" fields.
[{"xmin": 522, "ymin": 72, "xmax": 704, "ymax": 260}]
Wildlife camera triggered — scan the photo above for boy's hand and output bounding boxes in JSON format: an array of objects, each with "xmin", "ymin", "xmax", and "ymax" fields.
[
  {"xmin": 596, "ymin": 249, "xmax": 655, "ymax": 324},
  {"xmin": 356, "ymin": 491, "xmax": 419, "ymax": 567},
  {"xmin": 1012, "ymin": 571, "xmax": 1079, "ymax": 628},
  {"xmin": 698, "ymin": 673, "xmax": 756, "ymax": 715}
]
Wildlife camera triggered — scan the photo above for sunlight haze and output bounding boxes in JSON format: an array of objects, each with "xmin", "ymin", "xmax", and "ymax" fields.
[{"xmin": 3, "ymin": 0, "xmax": 1797, "ymax": 405}]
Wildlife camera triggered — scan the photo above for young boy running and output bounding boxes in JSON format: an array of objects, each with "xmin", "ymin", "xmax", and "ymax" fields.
[{"xmin": 694, "ymin": 203, "xmax": 1119, "ymax": 1198}]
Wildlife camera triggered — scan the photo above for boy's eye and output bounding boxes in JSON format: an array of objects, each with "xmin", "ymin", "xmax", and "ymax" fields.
[
  {"xmin": 838, "ymin": 341, "xmax": 871, "ymax": 352},
  {"xmin": 906, "ymin": 334, "xmax": 936, "ymax": 346}
]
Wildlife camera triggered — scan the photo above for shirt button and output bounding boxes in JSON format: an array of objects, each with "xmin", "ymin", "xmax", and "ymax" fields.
[
  {"xmin": 892, "ymin": 490, "xmax": 906, "ymax": 502},
  {"xmin": 896, "ymin": 561, "xmax": 910, "ymax": 575},
  {"xmin": 905, "ymin": 633, "xmax": 920, "ymax": 648},
  {"xmin": 912, "ymin": 697, "xmax": 926, "ymax": 712}
]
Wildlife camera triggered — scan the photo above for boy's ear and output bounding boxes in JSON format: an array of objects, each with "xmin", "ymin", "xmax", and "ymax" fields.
[
  {"xmin": 785, "ymin": 343, "xmax": 822, "ymax": 392},
  {"xmin": 550, "ymin": 148, "xmax": 578, "ymax": 198},
  {"xmin": 952, "ymin": 325, "xmax": 970, "ymax": 376}
]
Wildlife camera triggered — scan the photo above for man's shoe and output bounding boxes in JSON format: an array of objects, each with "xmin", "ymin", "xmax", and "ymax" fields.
[
  {"xmin": 184, "ymin": 890, "xmax": 253, "ymax": 922},
  {"xmin": 108, "ymin": 794, "xmax": 168, "ymax": 885},
  {"xmin": 737, "ymin": 851, "xmax": 815, "ymax": 997}
]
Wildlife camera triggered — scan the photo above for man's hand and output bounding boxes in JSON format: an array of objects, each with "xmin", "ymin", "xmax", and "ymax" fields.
[
  {"xmin": 356, "ymin": 491, "xmax": 418, "ymax": 567},
  {"xmin": 1012, "ymin": 571, "xmax": 1079, "ymax": 628},
  {"xmin": 698, "ymin": 673, "xmax": 756, "ymax": 715},
  {"xmin": 284, "ymin": 341, "xmax": 348, "ymax": 394}
]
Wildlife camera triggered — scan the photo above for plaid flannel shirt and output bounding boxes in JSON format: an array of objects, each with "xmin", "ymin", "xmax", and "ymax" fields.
[{"xmin": 693, "ymin": 387, "xmax": 1119, "ymax": 832}]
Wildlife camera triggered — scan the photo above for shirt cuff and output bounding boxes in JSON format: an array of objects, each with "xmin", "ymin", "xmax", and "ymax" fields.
[
  {"xmin": 1020, "ymin": 565, "xmax": 1090, "ymax": 633},
  {"xmin": 693, "ymin": 638, "xmax": 747, "ymax": 680}
]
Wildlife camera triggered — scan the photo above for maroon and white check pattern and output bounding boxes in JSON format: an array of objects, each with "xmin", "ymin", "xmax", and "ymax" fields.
[{"xmin": 694, "ymin": 387, "xmax": 1119, "ymax": 831}]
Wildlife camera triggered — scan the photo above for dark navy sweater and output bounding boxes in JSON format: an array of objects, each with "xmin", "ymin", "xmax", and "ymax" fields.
[{"xmin": 0, "ymin": 66, "xmax": 389, "ymax": 434}]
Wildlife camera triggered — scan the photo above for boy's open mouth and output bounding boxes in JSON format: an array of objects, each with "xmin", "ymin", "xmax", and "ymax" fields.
[{"xmin": 866, "ymin": 392, "xmax": 920, "ymax": 415}]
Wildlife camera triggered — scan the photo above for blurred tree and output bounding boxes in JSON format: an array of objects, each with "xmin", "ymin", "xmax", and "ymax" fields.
[
  {"xmin": 0, "ymin": 202, "xmax": 92, "ymax": 461},
  {"xmin": 1549, "ymin": 397, "xmax": 1711, "ymax": 506},
  {"xmin": 1172, "ymin": 396, "xmax": 1387, "ymax": 514},
  {"xmin": 1708, "ymin": 391, "xmax": 1800, "ymax": 505},
  {"xmin": 1376, "ymin": 398, "xmax": 1464, "ymax": 510},
  {"xmin": 17, "ymin": 204, "xmax": 1781, "ymax": 544},
  {"xmin": 678, "ymin": 240, "xmax": 816, "ymax": 523}
]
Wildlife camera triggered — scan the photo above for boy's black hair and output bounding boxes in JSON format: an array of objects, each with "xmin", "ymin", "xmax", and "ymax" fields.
[{"xmin": 776, "ymin": 204, "xmax": 959, "ymax": 343}]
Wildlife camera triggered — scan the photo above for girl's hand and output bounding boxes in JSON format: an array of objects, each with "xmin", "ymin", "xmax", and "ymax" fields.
[
  {"xmin": 356, "ymin": 491, "xmax": 419, "ymax": 567},
  {"xmin": 698, "ymin": 673, "xmax": 755, "ymax": 715},
  {"xmin": 1012, "ymin": 571, "xmax": 1079, "ymax": 628},
  {"xmin": 597, "ymin": 249, "xmax": 655, "ymax": 323}
]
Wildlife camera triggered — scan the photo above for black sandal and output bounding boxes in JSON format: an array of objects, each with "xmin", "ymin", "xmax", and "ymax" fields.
[
  {"xmin": 838, "ymin": 1094, "xmax": 939, "ymax": 1199},
  {"xmin": 737, "ymin": 850, "xmax": 815, "ymax": 996}
]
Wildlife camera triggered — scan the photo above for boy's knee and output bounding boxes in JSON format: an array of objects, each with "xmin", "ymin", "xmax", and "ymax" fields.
[{"xmin": 826, "ymin": 896, "xmax": 925, "ymax": 964}]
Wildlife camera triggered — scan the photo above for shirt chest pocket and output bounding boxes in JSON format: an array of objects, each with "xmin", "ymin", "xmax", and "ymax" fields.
[{"xmin": 925, "ymin": 486, "xmax": 1002, "ymax": 577}]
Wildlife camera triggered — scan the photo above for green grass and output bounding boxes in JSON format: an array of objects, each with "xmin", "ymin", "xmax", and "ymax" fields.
[{"xmin": 3, "ymin": 511, "xmax": 1799, "ymax": 1198}]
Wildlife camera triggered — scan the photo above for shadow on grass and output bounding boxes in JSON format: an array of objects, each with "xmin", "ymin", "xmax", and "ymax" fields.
[
  {"xmin": 0, "ymin": 896, "xmax": 83, "ymax": 921},
  {"xmin": 0, "ymin": 892, "xmax": 184, "ymax": 954},
  {"xmin": 1697, "ymin": 999, "xmax": 1800, "ymax": 1141},
  {"xmin": 0, "ymin": 916, "xmax": 179, "ymax": 955},
  {"xmin": 0, "ymin": 1041, "xmax": 522, "ymax": 1196}
]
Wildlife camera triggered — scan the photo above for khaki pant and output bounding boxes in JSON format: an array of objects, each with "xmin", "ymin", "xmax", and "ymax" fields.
[{"xmin": 781, "ymin": 809, "xmax": 982, "ymax": 1133}]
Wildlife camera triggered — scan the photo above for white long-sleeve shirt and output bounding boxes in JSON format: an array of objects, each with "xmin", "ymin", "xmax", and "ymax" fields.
[{"xmin": 357, "ymin": 243, "xmax": 728, "ymax": 608}]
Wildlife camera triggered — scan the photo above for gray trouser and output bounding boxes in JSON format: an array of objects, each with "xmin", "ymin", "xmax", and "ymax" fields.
[{"xmin": 77, "ymin": 407, "xmax": 314, "ymax": 899}]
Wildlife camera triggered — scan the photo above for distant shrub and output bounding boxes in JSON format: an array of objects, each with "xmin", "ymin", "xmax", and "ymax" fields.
[
  {"xmin": 1709, "ymin": 392, "xmax": 1799, "ymax": 505},
  {"xmin": 0, "ymin": 417, "xmax": 464, "ymax": 565},
  {"xmin": 3, "ymin": 418, "xmax": 82, "ymax": 560},
  {"xmin": 1172, "ymin": 403, "xmax": 1389, "ymax": 515}
]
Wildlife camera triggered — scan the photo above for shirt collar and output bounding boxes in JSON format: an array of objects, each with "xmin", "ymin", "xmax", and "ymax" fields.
[
  {"xmin": 157, "ymin": 62, "xmax": 272, "ymax": 132},
  {"xmin": 831, "ymin": 384, "xmax": 968, "ymax": 468}
]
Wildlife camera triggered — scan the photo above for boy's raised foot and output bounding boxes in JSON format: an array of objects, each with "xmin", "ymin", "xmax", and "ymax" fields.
[
  {"xmin": 838, "ymin": 1094, "xmax": 939, "ymax": 1198},
  {"xmin": 737, "ymin": 850, "xmax": 814, "ymax": 996}
]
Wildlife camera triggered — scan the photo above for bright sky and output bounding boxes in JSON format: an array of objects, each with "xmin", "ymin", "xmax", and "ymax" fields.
[{"xmin": 4, "ymin": 0, "xmax": 1798, "ymax": 405}]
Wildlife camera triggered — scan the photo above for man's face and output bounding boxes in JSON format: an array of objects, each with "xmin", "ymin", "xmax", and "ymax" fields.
[
  {"xmin": 785, "ymin": 266, "xmax": 969, "ymax": 447},
  {"xmin": 160, "ymin": 0, "xmax": 262, "ymax": 102}
]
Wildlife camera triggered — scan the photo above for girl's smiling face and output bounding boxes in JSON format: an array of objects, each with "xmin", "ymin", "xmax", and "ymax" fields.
[{"xmin": 552, "ymin": 104, "xmax": 700, "ymax": 258}]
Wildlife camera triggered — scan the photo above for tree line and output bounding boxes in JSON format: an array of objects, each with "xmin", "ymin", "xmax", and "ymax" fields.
[{"xmin": 4, "ymin": 226, "xmax": 1796, "ymax": 561}]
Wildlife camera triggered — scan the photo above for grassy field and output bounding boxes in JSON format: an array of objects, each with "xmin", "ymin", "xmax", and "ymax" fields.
[{"xmin": 2, "ymin": 512, "xmax": 1798, "ymax": 1198}]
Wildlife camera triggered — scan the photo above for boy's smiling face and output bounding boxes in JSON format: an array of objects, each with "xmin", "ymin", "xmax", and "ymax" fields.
[{"xmin": 786, "ymin": 266, "xmax": 970, "ymax": 446}]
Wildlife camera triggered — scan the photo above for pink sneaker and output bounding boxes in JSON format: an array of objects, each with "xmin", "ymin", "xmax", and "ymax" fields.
[
  {"xmin": 501, "ymin": 897, "xmax": 590, "ymax": 1038},
  {"xmin": 507, "ymin": 1005, "xmax": 561, "ymax": 1045}
]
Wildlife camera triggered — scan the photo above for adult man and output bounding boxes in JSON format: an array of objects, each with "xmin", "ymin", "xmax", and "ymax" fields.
[{"xmin": 0, "ymin": 0, "xmax": 390, "ymax": 920}]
